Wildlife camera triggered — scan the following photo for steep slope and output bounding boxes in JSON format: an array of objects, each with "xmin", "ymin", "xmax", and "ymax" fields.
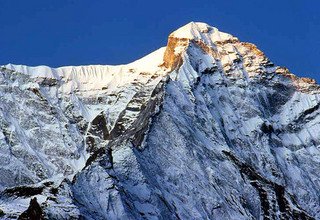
[
  {"xmin": 0, "ymin": 48, "xmax": 168, "ymax": 218},
  {"xmin": 1, "ymin": 22, "xmax": 320, "ymax": 219}
]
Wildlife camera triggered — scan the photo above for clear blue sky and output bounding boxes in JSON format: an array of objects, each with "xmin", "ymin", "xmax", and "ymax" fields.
[{"xmin": 1, "ymin": 0, "xmax": 319, "ymax": 80}]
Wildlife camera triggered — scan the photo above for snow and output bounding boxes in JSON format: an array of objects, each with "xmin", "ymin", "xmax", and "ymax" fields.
[
  {"xmin": 170, "ymin": 22, "xmax": 235, "ymax": 44},
  {"xmin": 4, "ymin": 47, "xmax": 166, "ymax": 83},
  {"xmin": 3, "ymin": 46, "xmax": 167, "ymax": 123}
]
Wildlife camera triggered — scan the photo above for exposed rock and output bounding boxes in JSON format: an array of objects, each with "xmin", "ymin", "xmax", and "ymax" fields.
[
  {"xmin": 1, "ymin": 186, "xmax": 44, "ymax": 198},
  {"xmin": 260, "ymin": 122, "xmax": 274, "ymax": 134},
  {"xmin": 162, "ymin": 36, "xmax": 188, "ymax": 70},
  {"xmin": 18, "ymin": 198, "xmax": 44, "ymax": 220}
]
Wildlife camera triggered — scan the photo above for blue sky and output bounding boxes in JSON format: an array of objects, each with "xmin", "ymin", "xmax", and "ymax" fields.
[{"xmin": 1, "ymin": 0, "xmax": 319, "ymax": 80}]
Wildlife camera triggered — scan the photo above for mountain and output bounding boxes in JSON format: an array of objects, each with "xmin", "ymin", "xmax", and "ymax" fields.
[{"xmin": 0, "ymin": 22, "xmax": 319, "ymax": 219}]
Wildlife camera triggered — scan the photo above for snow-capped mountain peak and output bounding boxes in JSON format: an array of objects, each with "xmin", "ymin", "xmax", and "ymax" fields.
[
  {"xmin": 170, "ymin": 21, "xmax": 235, "ymax": 43},
  {"xmin": 1, "ymin": 22, "xmax": 320, "ymax": 220}
]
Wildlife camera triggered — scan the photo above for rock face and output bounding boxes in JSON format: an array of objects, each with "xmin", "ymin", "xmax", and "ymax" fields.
[
  {"xmin": 1, "ymin": 22, "xmax": 320, "ymax": 219},
  {"xmin": 18, "ymin": 197, "xmax": 44, "ymax": 220}
]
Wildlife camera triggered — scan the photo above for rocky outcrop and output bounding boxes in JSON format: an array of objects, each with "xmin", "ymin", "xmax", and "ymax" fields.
[
  {"xmin": 18, "ymin": 198, "xmax": 44, "ymax": 220},
  {"xmin": 162, "ymin": 36, "xmax": 189, "ymax": 70}
]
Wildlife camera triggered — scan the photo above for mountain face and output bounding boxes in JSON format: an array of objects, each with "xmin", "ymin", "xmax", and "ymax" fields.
[{"xmin": 0, "ymin": 22, "xmax": 320, "ymax": 219}]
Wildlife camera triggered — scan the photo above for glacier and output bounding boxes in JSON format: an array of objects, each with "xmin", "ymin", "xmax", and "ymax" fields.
[{"xmin": 0, "ymin": 22, "xmax": 319, "ymax": 219}]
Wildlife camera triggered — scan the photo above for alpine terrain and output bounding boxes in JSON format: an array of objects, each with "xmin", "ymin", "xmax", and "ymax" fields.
[{"xmin": 1, "ymin": 22, "xmax": 320, "ymax": 219}]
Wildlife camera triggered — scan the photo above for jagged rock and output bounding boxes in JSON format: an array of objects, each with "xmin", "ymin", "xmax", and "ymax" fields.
[
  {"xmin": 18, "ymin": 198, "xmax": 44, "ymax": 220},
  {"xmin": 1, "ymin": 185, "xmax": 44, "ymax": 198}
]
